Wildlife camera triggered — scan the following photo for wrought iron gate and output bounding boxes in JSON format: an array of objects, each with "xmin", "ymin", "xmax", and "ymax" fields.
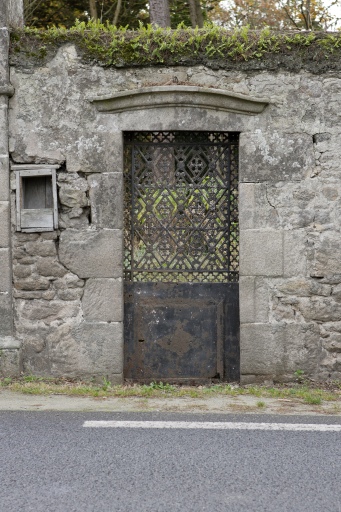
[{"xmin": 124, "ymin": 131, "xmax": 239, "ymax": 382}]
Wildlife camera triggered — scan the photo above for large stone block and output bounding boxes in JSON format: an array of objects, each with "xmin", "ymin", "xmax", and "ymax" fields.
[
  {"xmin": 0, "ymin": 102, "xmax": 8, "ymax": 155},
  {"xmin": 240, "ymin": 229, "xmax": 283, "ymax": 277},
  {"xmin": 0, "ymin": 155, "xmax": 9, "ymax": 201},
  {"xmin": 19, "ymin": 300, "xmax": 80, "ymax": 322},
  {"xmin": 0, "ymin": 6, "xmax": 7, "ymax": 27},
  {"xmin": 0, "ymin": 201, "xmax": 9, "ymax": 247},
  {"xmin": 0, "ymin": 348, "xmax": 22, "ymax": 377},
  {"xmin": 66, "ymin": 131, "xmax": 123, "ymax": 174},
  {"xmin": 240, "ymin": 322, "xmax": 321, "ymax": 379},
  {"xmin": 0, "ymin": 29, "xmax": 9, "ymax": 86},
  {"xmin": 59, "ymin": 229, "xmax": 123, "ymax": 278},
  {"xmin": 240, "ymin": 131, "xmax": 314, "ymax": 183},
  {"xmin": 239, "ymin": 183, "xmax": 255, "ymax": 231},
  {"xmin": 283, "ymin": 230, "xmax": 307, "ymax": 277},
  {"xmin": 239, "ymin": 182, "xmax": 281, "ymax": 230},
  {"xmin": 0, "ymin": 248, "xmax": 11, "ymax": 292},
  {"xmin": 82, "ymin": 278, "xmax": 123, "ymax": 322},
  {"xmin": 297, "ymin": 297, "xmax": 341, "ymax": 323},
  {"xmin": 239, "ymin": 276, "xmax": 269, "ymax": 324},
  {"xmin": 308, "ymin": 232, "xmax": 341, "ymax": 277},
  {"xmin": 0, "ymin": 294, "xmax": 12, "ymax": 335},
  {"xmin": 58, "ymin": 173, "xmax": 88, "ymax": 208},
  {"xmin": 88, "ymin": 173, "xmax": 123, "ymax": 229},
  {"xmin": 72, "ymin": 321, "xmax": 123, "ymax": 378},
  {"xmin": 8, "ymin": 0, "xmax": 24, "ymax": 27}
]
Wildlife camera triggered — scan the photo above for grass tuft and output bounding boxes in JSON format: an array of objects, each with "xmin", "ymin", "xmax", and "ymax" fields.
[{"xmin": 0, "ymin": 376, "xmax": 340, "ymax": 405}]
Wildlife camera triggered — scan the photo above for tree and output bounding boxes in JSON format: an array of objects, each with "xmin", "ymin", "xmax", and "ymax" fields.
[
  {"xmin": 208, "ymin": 0, "xmax": 340, "ymax": 31},
  {"xmin": 149, "ymin": 0, "xmax": 171, "ymax": 26},
  {"xmin": 24, "ymin": 0, "xmax": 217, "ymax": 28},
  {"xmin": 188, "ymin": 0, "xmax": 204, "ymax": 27},
  {"xmin": 24, "ymin": 0, "xmax": 149, "ymax": 28}
]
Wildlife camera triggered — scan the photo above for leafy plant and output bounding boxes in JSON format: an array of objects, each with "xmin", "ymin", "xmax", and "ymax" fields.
[
  {"xmin": 294, "ymin": 369, "xmax": 305, "ymax": 383},
  {"xmin": 145, "ymin": 381, "xmax": 176, "ymax": 391},
  {"xmin": 256, "ymin": 400, "xmax": 266, "ymax": 408},
  {"xmin": 10, "ymin": 21, "xmax": 341, "ymax": 69},
  {"xmin": 102, "ymin": 377, "xmax": 112, "ymax": 391}
]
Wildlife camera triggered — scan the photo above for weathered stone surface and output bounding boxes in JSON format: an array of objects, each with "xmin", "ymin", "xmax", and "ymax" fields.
[
  {"xmin": 56, "ymin": 288, "xmax": 83, "ymax": 301},
  {"xmin": 277, "ymin": 277, "xmax": 331, "ymax": 297},
  {"xmin": 0, "ymin": 202, "xmax": 9, "ymax": 248},
  {"xmin": 15, "ymin": 233, "xmax": 39, "ymax": 242},
  {"xmin": 322, "ymin": 333, "xmax": 341, "ymax": 353},
  {"xmin": 82, "ymin": 278, "xmax": 123, "ymax": 322},
  {"xmin": 53, "ymin": 273, "xmax": 84, "ymax": 289},
  {"xmin": 241, "ymin": 322, "xmax": 321, "ymax": 379},
  {"xmin": 14, "ymin": 277, "xmax": 50, "ymax": 291},
  {"xmin": 0, "ymin": 30, "xmax": 9, "ymax": 87},
  {"xmin": 297, "ymin": 297, "xmax": 341, "ymax": 323},
  {"xmin": 8, "ymin": 0, "xmax": 24, "ymax": 27},
  {"xmin": 36, "ymin": 257, "xmax": 67, "ymax": 278},
  {"xmin": 25, "ymin": 240, "xmax": 57, "ymax": 257},
  {"xmin": 88, "ymin": 173, "xmax": 123, "ymax": 229},
  {"xmin": 0, "ymin": 248, "xmax": 11, "ymax": 292},
  {"xmin": 59, "ymin": 211, "xmax": 89, "ymax": 230},
  {"xmin": 0, "ymin": 155, "xmax": 9, "ymax": 201},
  {"xmin": 59, "ymin": 229, "xmax": 122, "ymax": 278},
  {"xmin": 240, "ymin": 131, "xmax": 315, "ymax": 183},
  {"xmin": 16, "ymin": 256, "xmax": 36, "ymax": 265},
  {"xmin": 0, "ymin": 349, "xmax": 21, "ymax": 377},
  {"xmin": 71, "ymin": 322, "xmax": 123, "ymax": 378},
  {"xmin": 58, "ymin": 173, "xmax": 88, "ymax": 208},
  {"xmin": 40, "ymin": 232, "xmax": 58, "ymax": 240},
  {"xmin": 13, "ymin": 263, "xmax": 31, "ymax": 278},
  {"xmin": 0, "ymin": 294, "xmax": 12, "ymax": 335},
  {"xmin": 283, "ymin": 230, "xmax": 308, "ymax": 277},
  {"xmin": 0, "ymin": 337, "xmax": 21, "ymax": 349},
  {"xmin": 239, "ymin": 276, "xmax": 269, "ymax": 324},
  {"xmin": 0, "ymin": 5, "xmax": 7, "ymax": 27},
  {"xmin": 19, "ymin": 300, "xmax": 80, "ymax": 322},
  {"xmin": 240, "ymin": 230, "xmax": 283, "ymax": 277},
  {"xmin": 308, "ymin": 232, "xmax": 341, "ymax": 277},
  {"xmin": 13, "ymin": 289, "xmax": 56, "ymax": 300},
  {"xmin": 59, "ymin": 187, "xmax": 88, "ymax": 208}
]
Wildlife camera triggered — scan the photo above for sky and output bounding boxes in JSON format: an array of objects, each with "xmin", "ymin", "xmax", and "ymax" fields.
[{"xmin": 330, "ymin": 1, "xmax": 341, "ymax": 28}]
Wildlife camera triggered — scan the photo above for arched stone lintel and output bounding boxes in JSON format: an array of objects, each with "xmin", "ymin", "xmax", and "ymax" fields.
[{"xmin": 91, "ymin": 86, "xmax": 269, "ymax": 115}]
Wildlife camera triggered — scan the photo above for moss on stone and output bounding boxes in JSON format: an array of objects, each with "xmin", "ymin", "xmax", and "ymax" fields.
[{"xmin": 9, "ymin": 21, "xmax": 341, "ymax": 73}]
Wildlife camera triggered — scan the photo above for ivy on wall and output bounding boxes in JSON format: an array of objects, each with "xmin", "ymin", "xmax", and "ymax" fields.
[{"xmin": 10, "ymin": 20, "xmax": 341, "ymax": 72}]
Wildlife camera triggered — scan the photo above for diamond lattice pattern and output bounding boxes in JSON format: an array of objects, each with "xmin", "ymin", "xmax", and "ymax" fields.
[{"xmin": 124, "ymin": 132, "xmax": 239, "ymax": 283}]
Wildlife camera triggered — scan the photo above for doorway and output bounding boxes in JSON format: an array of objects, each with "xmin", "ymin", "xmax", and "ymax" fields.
[{"xmin": 123, "ymin": 131, "xmax": 239, "ymax": 382}]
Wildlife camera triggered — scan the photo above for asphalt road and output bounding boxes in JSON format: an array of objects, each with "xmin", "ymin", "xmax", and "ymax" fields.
[{"xmin": 0, "ymin": 412, "xmax": 340, "ymax": 512}]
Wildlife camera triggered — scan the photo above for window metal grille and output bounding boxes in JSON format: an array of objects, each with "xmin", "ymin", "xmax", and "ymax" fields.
[{"xmin": 124, "ymin": 131, "xmax": 239, "ymax": 283}]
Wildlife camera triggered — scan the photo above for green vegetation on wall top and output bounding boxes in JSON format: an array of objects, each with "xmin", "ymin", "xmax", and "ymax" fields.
[{"xmin": 10, "ymin": 20, "xmax": 341, "ymax": 72}]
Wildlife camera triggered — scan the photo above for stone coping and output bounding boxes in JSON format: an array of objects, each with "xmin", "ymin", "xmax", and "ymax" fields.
[{"xmin": 90, "ymin": 86, "xmax": 269, "ymax": 115}]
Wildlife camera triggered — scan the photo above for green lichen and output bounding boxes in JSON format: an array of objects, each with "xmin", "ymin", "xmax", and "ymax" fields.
[{"xmin": 9, "ymin": 21, "xmax": 341, "ymax": 72}]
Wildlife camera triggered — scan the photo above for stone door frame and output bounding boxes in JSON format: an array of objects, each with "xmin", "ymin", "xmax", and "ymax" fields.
[{"xmin": 90, "ymin": 86, "xmax": 271, "ymax": 383}]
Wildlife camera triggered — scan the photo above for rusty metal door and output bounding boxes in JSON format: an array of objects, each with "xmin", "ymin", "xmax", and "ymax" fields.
[{"xmin": 123, "ymin": 132, "xmax": 239, "ymax": 382}]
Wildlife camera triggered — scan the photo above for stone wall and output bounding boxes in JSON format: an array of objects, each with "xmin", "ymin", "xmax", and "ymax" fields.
[
  {"xmin": 4, "ymin": 41, "xmax": 341, "ymax": 383},
  {"xmin": 0, "ymin": 4, "xmax": 20, "ymax": 378}
]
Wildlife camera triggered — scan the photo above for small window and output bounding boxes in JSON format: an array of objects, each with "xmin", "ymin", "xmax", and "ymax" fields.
[{"xmin": 15, "ymin": 167, "xmax": 58, "ymax": 232}]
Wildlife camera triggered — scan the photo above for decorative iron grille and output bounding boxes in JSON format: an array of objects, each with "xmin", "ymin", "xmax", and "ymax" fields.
[{"xmin": 124, "ymin": 131, "xmax": 239, "ymax": 283}]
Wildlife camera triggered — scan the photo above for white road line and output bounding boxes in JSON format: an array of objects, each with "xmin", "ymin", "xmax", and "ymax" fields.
[{"xmin": 83, "ymin": 421, "xmax": 341, "ymax": 432}]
